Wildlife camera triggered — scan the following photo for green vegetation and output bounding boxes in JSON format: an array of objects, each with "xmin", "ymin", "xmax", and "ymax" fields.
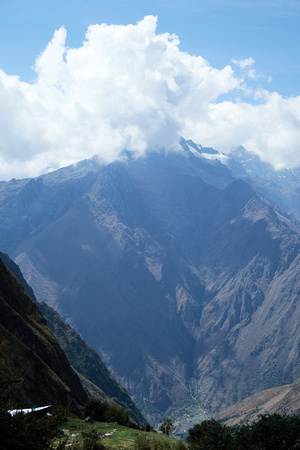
[
  {"xmin": 0, "ymin": 379, "xmax": 186, "ymax": 449},
  {"xmin": 2, "ymin": 373, "xmax": 300, "ymax": 449},
  {"xmin": 0, "ymin": 407, "xmax": 187, "ymax": 449},
  {"xmin": 54, "ymin": 418, "xmax": 187, "ymax": 449},
  {"xmin": 133, "ymin": 432, "xmax": 187, "ymax": 449},
  {"xmin": 0, "ymin": 375, "xmax": 67, "ymax": 449},
  {"xmin": 187, "ymin": 414, "xmax": 300, "ymax": 449},
  {"xmin": 187, "ymin": 418, "xmax": 233, "ymax": 449},
  {"xmin": 0, "ymin": 408, "xmax": 67, "ymax": 450},
  {"xmin": 84, "ymin": 398, "xmax": 136, "ymax": 428},
  {"xmin": 159, "ymin": 417, "xmax": 175, "ymax": 435}
]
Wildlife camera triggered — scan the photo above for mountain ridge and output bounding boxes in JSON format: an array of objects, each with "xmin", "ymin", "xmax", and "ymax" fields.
[{"xmin": 0, "ymin": 139, "xmax": 299, "ymax": 422}]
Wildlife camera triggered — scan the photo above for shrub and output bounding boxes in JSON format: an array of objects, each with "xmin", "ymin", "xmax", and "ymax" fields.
[
  {"xmin": 84, "ymin": 398, "xmax": 131, "ymax": 426},
  {"xmin": 160, "ymin": 417, "xmax": 174, "ymax": 435},
  {"xmin": 81, "ymin": 429, "xmax": 105, "ymax": 449},
  {"xmin": 103, "ymin": 403, "xmax": 130, "ymax": 425},
  {"xmin": 134, "ymin": 433, "xmax": 172, "ymax": 449},
  {"xmin": 83, "ymin": 399, "xmax": 108, "ymax": 422}
]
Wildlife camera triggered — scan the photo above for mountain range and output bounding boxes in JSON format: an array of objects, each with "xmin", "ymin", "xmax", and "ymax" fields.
[{"xmin": 0, "ymin": 139, "xmax": 299, "ymax": 423}]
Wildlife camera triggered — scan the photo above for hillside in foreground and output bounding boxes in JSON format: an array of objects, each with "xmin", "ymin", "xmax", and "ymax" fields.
[
  {"xmin": 0, "ymin": 256, "xmax": 88, "ymax": 412},
  {"xmin": 0, "ymin": 251, "xmax": 146, "ymax": 428}
]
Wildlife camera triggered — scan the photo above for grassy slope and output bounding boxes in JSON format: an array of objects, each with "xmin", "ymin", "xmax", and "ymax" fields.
[{"xmin": 54, "ymin": 418, "xmax": 187, "ymax": 449}]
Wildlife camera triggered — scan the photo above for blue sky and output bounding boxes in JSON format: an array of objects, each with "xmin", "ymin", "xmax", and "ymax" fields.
[
  {"xmin": 0, "ymin": 0, "xmax": 299, "ymax": 179},
  {"xmin": 1, "ymin": 0, "xmax": 299, "ymax": 95}
]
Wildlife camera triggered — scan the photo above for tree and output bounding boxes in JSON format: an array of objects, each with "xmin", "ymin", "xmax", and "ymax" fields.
[
  {"xmin": 84, "ymin": 398, "xmax": 132, "ymax": 426},
  {"xmin": 83, "ymin": 398, "xmax": 108, "ymax": 422},
  {"xmin": 246, "ymin": 413, "xmax": 300, "ymax": 450},
  {"xmin": 160, "ymin": 417, "xmax": 174, "ymax": 435},
  {"xmin": 187, "ymin": 419, "xmax": 233, "ymax": 449},
  {"xmin": 187, "ymin": 414, "xmax": 300, "ymax": 450}
]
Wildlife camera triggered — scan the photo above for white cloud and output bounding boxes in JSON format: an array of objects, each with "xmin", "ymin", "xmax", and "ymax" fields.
[
  {"xmin": 232, "ymin": 57, "xmax": 272, "ymax": 83},
  {"xmin": 232, "ymin": 57, "xmax": 255, "ymax": 69},
  {"xmin": 0, "ymin": 15, "xmax": 299, "ymax": 180},
  {"xmin": 185, "ymin": 91, "xmax": 300, "ymax": 170}
]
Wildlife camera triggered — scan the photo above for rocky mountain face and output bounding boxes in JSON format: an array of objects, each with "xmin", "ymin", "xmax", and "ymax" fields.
[
  {"xmin": 0, "ymin": 140, "xmax": 299, "ymax": 422},
  {"xmin": 0, "ymin": 255, "xmax": 88, "ymax": 411}
]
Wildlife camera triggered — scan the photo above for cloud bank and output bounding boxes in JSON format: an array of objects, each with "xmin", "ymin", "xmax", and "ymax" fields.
[{"xmin": 0, "ymin": 15, "xmax": 299, "ymax": 180}]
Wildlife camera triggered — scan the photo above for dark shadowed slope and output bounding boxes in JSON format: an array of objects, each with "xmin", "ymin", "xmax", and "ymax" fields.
[
  {"xmin": 0, "ymin": 251, "xmax": 37, "ymax": 301},
  {"xmin": 38, "ymin": 302, "xmax": 147, "ymax": 428},
  {"xmin": 0, "ymin": 251, "xmax": 146, "ymax": 427},
  {"xmin": 0, "ymin": 257, "xmax": 88, "ymax": 411}
]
